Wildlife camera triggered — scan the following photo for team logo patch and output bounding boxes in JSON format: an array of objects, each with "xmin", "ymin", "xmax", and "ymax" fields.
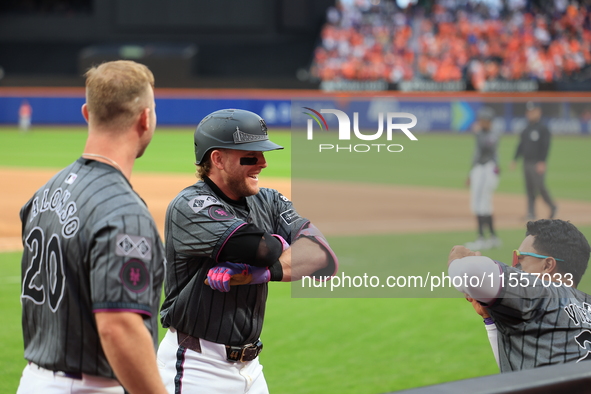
[
  {"xmin": 188, "ymin": 196, "xmax": 218, "ymax": 213},
  {"xmin": 64, "ymin": 173, "xmax": 78, "ymax": 185},
  {"xmin": 208, "ymin": 206, "xmax": 235, "ymax": 221},
  {"xmin": 120, "ymin": 259, "xmax": 149, "ymax": 293},
  {"xmin": 280, "ymin": 209, "xmax": 297, "ymax": 225},
  {"xmin": 260, "ymin": 119, "xmax": 268, "ymax": 134},
  {"xmin": 116, "ymin": 234, "xmax": 152, "ymax": 260}
]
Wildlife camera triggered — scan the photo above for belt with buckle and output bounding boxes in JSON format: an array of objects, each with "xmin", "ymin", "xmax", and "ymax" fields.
[
  {"xmin": 176, "ymin": 331, "xmax": 263, "ymax": 362},
  {"xmin": 225, "ymin": 340, "xmax": 264, "ymax": 363}
]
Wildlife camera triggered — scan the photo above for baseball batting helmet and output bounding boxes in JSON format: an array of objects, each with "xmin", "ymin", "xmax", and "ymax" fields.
[{"xmin": 194, "ymin": 109, "xmax": 284, "ymax": 164}]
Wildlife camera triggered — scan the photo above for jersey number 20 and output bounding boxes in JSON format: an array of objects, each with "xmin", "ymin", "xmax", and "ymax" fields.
[{"xmin": 22, "ymin": 227, "xmax": 66, "ymax": 312}]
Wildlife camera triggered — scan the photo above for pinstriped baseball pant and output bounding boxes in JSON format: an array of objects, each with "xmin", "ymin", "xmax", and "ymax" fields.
[{"xmin": 157, "ymin": 328, "xmax": 268, "ymax": 394}]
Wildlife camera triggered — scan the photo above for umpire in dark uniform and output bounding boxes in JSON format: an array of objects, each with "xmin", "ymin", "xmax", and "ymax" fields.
[{"xmin": 511, "ymin": 101, "xmax": 557, "ymax": 220}]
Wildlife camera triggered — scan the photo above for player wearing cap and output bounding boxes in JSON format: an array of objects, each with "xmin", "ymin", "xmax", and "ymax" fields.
[
  {"xmin": 17, "ymin": 61, "xmax": 167, "ymax": 393},
  {"xmin": 465, "ymin": 106, "xmax": 502, "ymax": 250},
  {"xmin": 449, "ymin": 219, "xmax": 591, "ymax": 372},
  {"xmin": 157, "ymin": 109, "xmax": 338, "ymax": 393},
  {"xmin": 511, "ymin": 102, "xmax": 557, "ymax": 220}
]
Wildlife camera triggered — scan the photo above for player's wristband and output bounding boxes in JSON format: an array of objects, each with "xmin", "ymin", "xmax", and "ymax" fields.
[
  {"xmin": 269, "ymin": 260, "xmax": 283, "ymax": 282},
  {"xmin": 271, "ymin": 234, "xmax": 290, "ymax": 251},
  {"xmin": 483, "ymin": 317, "xmax": 494, "ymax": 325},
  {"xmin": 250, "ymin": 266, "xmax": 271, "ymax": 284}
]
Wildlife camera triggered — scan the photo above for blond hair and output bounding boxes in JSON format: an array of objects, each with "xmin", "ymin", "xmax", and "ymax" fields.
[
  {"xmin": 196, "ymin": 151, "xmax": 213, "ymax": 179},
  {"xmin": 84, "ymin": 60, "xmax": 155, "ymax": 129}
]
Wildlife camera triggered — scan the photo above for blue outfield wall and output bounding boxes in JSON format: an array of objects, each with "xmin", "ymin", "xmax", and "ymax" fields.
[
  {"xmin": 0, "ymin": 95, "xmax": 292, "ymax": 127},
  {"xmin": 290, "ymin": 98, "xmax": 591, "ymax": 135},
  {"xmin": 1, "ymin": 92, "xmax": 590, "ymax": 134}
]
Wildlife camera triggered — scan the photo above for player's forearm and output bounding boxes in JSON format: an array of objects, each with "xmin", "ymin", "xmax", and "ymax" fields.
[
  {"xmin": 95, "ymin": 312, "xmax": 167, "ymax": 394},
  {"xmin": 279, "ymin": 237, "xmax": 330, "ymax": 282}
]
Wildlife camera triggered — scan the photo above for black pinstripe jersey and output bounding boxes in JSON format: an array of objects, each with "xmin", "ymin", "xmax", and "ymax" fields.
[
  {"xmin": 20, "ymin": 158, "xmax": 165, "ymax": 378},
  {"xmin": 489, "ymin": 264, "xmax": 591, "ymax": 372},
  {"xmin": 160, "ymin": 179, "xmax": 308, "ymax": 346}
]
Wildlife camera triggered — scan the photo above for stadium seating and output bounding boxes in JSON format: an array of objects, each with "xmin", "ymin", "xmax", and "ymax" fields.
[{"xmin": 310, "ymin": 0, "xmax": 591, "ymax": 89}]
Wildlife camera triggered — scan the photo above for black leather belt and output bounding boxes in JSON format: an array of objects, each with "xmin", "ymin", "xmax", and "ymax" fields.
[
  {"xmin": 29, "ymin": 361, "xmax": 83, "ymax": 380},
  {"xmin": 56, "ymin": 371, "xmax": 83, "ymax": 380},
  {"xmin": 177, "ymin": 331, "xmax": 263, "ymax": 363},
  {"xmin": 225, "ymin": 340, "xmax": 264, "ymax": 362}
]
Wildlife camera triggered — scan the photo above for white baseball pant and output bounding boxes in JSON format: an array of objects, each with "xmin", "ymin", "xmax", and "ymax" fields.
[
  {"xmin": 157, "ymin": 328, "xmax": 268, "ymax": 394},
  {"xmin": 470, "ymin": 161, "xmax": 499, "ymax": 216},
  {"xmin": 16, "ymin": 362, "xmax": 123, "ymax": 394}
]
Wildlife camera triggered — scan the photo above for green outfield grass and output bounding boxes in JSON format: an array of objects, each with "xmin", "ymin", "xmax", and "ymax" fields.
[
  {"xmin": 1, "ymin": 126, "xmax": 590, "ymax": 393},
  {"xmin": 1, "ymin": 127, "xmax": 588, "ymax": 200},
  {"xmin": 293, "ymin": 131, "xmax": 591, "ymax": 202},
  {"xmin": 0, "ymin": 127, "xmax": 291, "ymax": 178},
  {"xmin": 4, "ymin": 225, "xmax": 591, "ymax": 393}
]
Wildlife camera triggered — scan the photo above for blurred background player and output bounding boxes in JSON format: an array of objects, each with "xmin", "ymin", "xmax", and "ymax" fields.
[
  {"xmin": 18, "ymin": 99, "xmax": 32, "ymax": 132},
  {"xmin": 17, "ymin": 60, "xmax": 167, "ymax": 394},
  {"xmin": 157, "ymin": 109, "xmax": 338, "ymax": 394},
  {"xmin": 465, "ymin": 106, "xmax": 502, "ymax": 250},
  {"xmin": 511, "ymin": 101, "xmax": 558, "ymax": 220},
  {"xmin": 449, "ymin": 219, "xmax": 591, "ymax": 372}
]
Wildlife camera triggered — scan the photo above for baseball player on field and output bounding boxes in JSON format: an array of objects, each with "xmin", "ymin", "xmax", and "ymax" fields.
[
  {"xmin": 465, "ymin": 106, "xmax": 502, "ymax": 250},
  {"xmin": 449, "ymin": 219, "xmax": 591, "ymax": 372},
  {"xmin": 18, "ymin": 61, "xmax": 167, "ymax": 394},
  {"xmin": 157, "ymin": 108, "xmax": 338, "ymax": 393}
]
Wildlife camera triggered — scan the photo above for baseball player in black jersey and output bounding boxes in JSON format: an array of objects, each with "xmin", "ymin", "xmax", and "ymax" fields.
[
  {"xmin": 511, "ymin": 102, "xmax": 557, "ymax": 220},
  {"xmin": 18, "ymin": 61, "xmax": 167, "ymax": 394},
  {"xmin": 157, "ymin": 109, "xmax": 338, "ymax": 393},
  {"xmin": 449, "ymin": 219, "xmax": 591, "ymax": 372}
]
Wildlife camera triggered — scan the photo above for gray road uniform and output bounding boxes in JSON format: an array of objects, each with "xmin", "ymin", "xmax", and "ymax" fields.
[
  {"xmin": 450, "ymin": 256, "xmax": 591, "ymax": 372},
  {"xmin": 160, "ymin": 177, "xmax": 310, "ymax": 346},
  {"xmin": 491, "ymin": 264, "xmax": 591, "ymax": 371},
  {"xmin": 157, "ymin": 108, "xmax": 338, "ymax": 394},
  {"xmin": 20, "ymin": 158, "xmax": 165, "ymax": 379},
  {"xmin": 470, "ymin": 127, "xmax": 501, "ymax": 217}
]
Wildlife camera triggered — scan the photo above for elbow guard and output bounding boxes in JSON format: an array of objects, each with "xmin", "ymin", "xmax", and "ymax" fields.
[{"xmin": 296, "ymin": 222, "xmax": 339, "ymax": 279}]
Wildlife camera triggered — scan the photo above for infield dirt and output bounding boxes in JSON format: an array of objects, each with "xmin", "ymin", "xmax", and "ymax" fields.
[{"xmin": 2, "ymin": 168, "xmax": 591, "ymax": 251}]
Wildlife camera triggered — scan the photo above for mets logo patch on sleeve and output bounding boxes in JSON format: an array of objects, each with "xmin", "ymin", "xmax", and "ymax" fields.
[
  {"xmin": 208, "ymin": 206, "xmax": 235, "ymax": 221},
  {"xmin": 120, "ymin": 259, "xmax": 149, "ymax": 293},
  {"xmin": 188, "ymin": 195, "xmax": 218, "ymax": 213},
  {"xmin": 116, "ymin": 234, "xmax": 152, "ymax": 260}
]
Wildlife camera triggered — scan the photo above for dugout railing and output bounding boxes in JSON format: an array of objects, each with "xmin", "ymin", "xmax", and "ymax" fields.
[{"xmin": 391, "ymin": 360, "xmax": 591, "ymax": 394}]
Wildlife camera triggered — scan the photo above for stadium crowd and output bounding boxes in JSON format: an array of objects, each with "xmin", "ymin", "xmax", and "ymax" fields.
[{"xmin": 311, "ymin": 0, "xmax": 591, "ymax": 89}]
